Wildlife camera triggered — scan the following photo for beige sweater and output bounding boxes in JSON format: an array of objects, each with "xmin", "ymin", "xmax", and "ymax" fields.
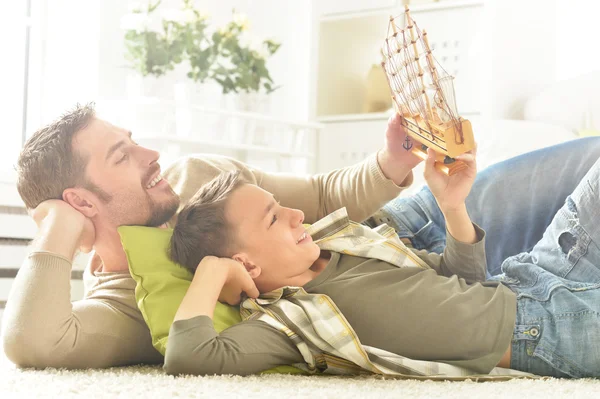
[{"xmin": 1, "ymin": 153, "xmax": 408, "ymax": 368}]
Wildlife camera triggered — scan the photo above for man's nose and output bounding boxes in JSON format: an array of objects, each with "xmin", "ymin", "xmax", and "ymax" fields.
[{"xmin": 134, "ymin": 145, "xmax": 160, "ymax": 166}]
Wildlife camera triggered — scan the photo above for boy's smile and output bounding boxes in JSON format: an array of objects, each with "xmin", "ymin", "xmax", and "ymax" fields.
[{"xmin": 226, "ymin": 184, "xmax": 322, "ymax": 292}]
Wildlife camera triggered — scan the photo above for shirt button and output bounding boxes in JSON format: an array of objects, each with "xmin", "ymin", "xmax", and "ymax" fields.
[{"xmin": 529, "ymin": 327, "xmax": 539, "ymax": 337}]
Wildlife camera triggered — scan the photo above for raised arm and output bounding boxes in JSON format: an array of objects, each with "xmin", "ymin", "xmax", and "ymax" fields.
[
  {"xmin": 165, "ymin": 256, "xmax": 303, "ymax": 376},
  {"xmin": 411, "ymin": 147, "xmax": 487, "ymax": 283},
  {"xmin": 1, "ymin": 200, "xmax": 162, "ymax": 368},
  {"xmin": 409, "ymin": 224, "xmax": 487, "ymax": 283},
  {"xmin": 256, "ymin": 115, "xmax": 424, "ymax": 223},
  {"xmin": 164, "ymin": 114, "xmax": 423, "ymax": 225}
]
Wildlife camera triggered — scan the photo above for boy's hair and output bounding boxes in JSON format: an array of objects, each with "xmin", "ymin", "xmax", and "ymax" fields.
[
  {"xmin": 16, "ymin": 103, "xmax": 97, "ymax": 209},
  {"xmin": 170, "ymin": 171, "xmax": 245, "ymax": 273}
]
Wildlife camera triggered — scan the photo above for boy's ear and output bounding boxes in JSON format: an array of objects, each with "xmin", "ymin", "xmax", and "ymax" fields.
[
  {"xmin": 232, "ymin": 253, "xmax": 261, "ymax": 279},
  {"xmin": 63, "ymin": 188, "xmax": 98, "ymax": 218}
]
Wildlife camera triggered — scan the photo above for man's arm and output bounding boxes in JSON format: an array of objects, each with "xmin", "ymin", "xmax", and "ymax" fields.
[
  {"xmin": 165, "ymin": 115, "xmax": 422, "ymax": 224},
  {"xmin": 165, "ymin": 256, "xmax": 303, "ymax": 376},
  {"xmin": 1, "ymin": 201, "xmax": 162, "ymax": 368}
]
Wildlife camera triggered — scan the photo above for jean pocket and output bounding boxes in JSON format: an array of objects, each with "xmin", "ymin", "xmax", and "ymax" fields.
[
  {"xmin": 530, "ymin": 307, "xmax": 600, "ymax": 378},
  {"xmin": 411, "ymin": 220, "xmax": 446, "ymax": 253}
]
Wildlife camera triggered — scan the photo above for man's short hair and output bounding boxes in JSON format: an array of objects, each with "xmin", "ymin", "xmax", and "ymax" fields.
[
  {"xmin": 170, "ymin": 171, "xmax": 245, "ymax": 273},
  {"xmin": 16, "ymin": 103, "xmax": 97, "ymax": 209}
]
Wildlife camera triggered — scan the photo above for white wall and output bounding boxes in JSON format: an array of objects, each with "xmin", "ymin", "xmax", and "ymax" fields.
[
  {"xmin": 555, "ymin": 0, "xmax": 600, "ymax": 81},
  {"xmin": 482, "ymin": 0, "xmax": 557, "ymax": 119},
  {"xmin": 483, "ymin": 0, "xmax": 600, "ymax": 119}
]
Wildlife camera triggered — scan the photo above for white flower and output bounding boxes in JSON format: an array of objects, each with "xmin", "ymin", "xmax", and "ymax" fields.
[
  {"xmin": 120, "ymin": 13, "xmax": 151, "ymax": 31},
  {"xmin": 198, "ymin": 11, "xmax": 211, "ymax": 20},
  {"xmin": 232, "ymin": 13, "xmax": 250, "ymax": 30},
  {"xmin": 160, "ymin": 9, "xmax": 188, "ymax": 23},
  {"xmin": 247, "ymin": 37, "xmax": 268, "ymax": 58}
]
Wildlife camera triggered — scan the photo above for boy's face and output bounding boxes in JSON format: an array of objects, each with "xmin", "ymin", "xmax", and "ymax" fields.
[{"xmin": 226, "ymin": 184, "xmax": 321, "ymax": 291}]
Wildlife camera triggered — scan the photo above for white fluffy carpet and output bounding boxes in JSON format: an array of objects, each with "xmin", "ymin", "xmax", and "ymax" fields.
[{"xmin": 2, "ymin": 348, "xmax": 600, "ymax": 399}]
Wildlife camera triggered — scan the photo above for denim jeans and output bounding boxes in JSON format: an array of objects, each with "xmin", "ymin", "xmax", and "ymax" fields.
[
  {"xmin": 376, "ymin": 137, "xmax": 600, "ymax": 277},
  {"xmin": 498, "ymin": 156, "xmax": 600, "ymax": 377}
]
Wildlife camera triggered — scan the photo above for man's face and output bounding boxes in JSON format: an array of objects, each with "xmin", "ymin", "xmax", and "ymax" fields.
[
  {"xmin": 72, "ymin": 117, "xmax": 180, "ymax": 227},
  {"xmin": 226, "ymin": 184, "xmax": 321, "ymax": 291}
]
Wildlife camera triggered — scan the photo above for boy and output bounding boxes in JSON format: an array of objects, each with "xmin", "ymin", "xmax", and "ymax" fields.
[{"xmin": 168, "ymin": 147, "xmax": 600, "ymax": 379}]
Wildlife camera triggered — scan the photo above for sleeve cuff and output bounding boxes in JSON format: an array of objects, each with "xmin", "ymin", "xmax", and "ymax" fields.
[
  {"xmin": 170, "ymin": 315, "xmax": 215, "ymax": 335},
  {"xmin": 369, "ymin": 153, "xmax": 414, "ymax": 190},
  {"xmin": 445, "ymin": 223, "xmax": 486, "ymax": 250},
  {"xmin": 27, "ymin": 251, "xmax": 74, "ymax": 269}
]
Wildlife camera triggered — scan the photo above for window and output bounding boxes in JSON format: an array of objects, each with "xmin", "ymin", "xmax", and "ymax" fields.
[{"xmin": 0, "ymin": 1, "xmax": 30, "ymax": 181}]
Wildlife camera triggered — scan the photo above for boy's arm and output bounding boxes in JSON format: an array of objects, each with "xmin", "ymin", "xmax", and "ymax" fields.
[
  {"xmin": 408, "ymin": 223, "xmax": 487, "ymax": 283},
  {"xmin": 414, "ymin": 148, "xmax": 486, "ymax": 282},
  {"xmin": 165, "ymin": 257, "xmax": 303, "ymax": 375},
  {"xmin": 165, "ymin": 316, "xmax": 304, "ymax": 376}
]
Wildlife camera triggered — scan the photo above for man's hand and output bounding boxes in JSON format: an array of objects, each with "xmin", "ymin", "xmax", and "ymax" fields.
[
  {"xmin": 423, "ymin": 147, "xmax": 477, "ymax": 213},
  {"xmin": 377, "ymin": 113, "xmax": 423, "ymax": 186},
  {"xmin": 29, "ymin": 199, "xmax": 96, "ymax": 257}
]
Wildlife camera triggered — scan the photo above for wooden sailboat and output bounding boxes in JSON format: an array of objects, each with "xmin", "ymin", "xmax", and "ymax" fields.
[{"xmin": 381, "ymin": 5, "xmax": 475, "ymax": 175}]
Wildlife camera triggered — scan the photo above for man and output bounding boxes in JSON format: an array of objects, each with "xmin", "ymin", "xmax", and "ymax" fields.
[{"xmin": 1, "ymin": 103, "xmax": 422, "ymax": 368}]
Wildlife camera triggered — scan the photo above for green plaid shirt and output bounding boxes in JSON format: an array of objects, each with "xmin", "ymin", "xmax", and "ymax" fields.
[{"xmin": 240, "ymin": 208, "xmax": 537, "ymax": 380}]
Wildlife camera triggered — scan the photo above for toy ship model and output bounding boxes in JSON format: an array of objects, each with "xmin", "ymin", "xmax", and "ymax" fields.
[{"xmin": 381, "ymin": 5, "xmax": 475, "ymax": 175}]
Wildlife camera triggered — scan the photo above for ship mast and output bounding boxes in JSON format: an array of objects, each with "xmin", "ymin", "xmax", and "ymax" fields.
[
  {"xmin": 404, "ymin": 5, "xmax": 433, "ymax": 120},
  {"xmin": 421, "ymin": 29, "xmax": 444, "ymax": 125}
]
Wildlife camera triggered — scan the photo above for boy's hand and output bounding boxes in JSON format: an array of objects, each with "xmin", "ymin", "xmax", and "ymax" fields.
[
  {"xmin": 423, "ymin": 147, "xmax": 477, "ymax": 213},
  {"xmin": 219, "ymin": 258, "xmax": 260, "ymax": 305},
  {"xmin": 175, "ymin": 257, "xmax": 259, "ymax": 322},
  {"xmin": 196, "ymin": 257, "xmax": 259, "ymax": 306}
]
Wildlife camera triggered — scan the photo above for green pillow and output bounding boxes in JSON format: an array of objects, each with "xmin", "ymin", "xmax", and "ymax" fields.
[{"xmin": 118, "ymin": 225, "xmax": 303, "ymax": 374}]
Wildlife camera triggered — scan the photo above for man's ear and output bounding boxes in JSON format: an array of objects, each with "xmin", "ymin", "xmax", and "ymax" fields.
[
  {"xmin": 63, "ymin": 188, "xmax": 98, "ymax": 218},
  {"xmin": 232, "ymin": 253, "xmax": 261, "ymax": 279}
]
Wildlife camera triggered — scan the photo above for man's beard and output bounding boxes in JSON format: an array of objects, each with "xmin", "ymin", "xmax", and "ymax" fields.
[
  {"xmin": 87, "ymin": 180, "xmax": 181, "ymax": 227},
  {"xmin": 145, "ymin": 193, "xmax": 180, "ymax": 227}
]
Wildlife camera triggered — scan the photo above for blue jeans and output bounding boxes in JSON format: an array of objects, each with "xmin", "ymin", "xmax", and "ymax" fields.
[
  {"xmin": 499, "ymin": 156, "xmax": 600, "ymax": 377},
  {"xmin": 376, "ymin": 137, "xmax": 600, "ymax": 377},
  {"xmin": 377, "ymin": 137, "xmax": 600, "ymax": 277}
]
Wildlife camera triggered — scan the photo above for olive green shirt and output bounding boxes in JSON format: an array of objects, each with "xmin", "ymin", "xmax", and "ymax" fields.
[{"xmin": 165, "ymin": 225, "xmax": 517, "ymax": 376}]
